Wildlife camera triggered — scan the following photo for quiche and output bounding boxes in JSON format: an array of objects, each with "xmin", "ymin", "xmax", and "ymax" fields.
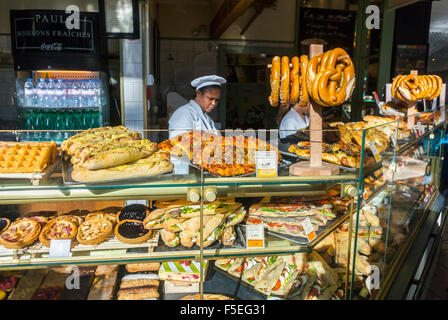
[
  {"xmin": 0, "ymin": 219, "xmax": 41, "ymax": 249},
  {"xmin": 77, "ymin": 218, "xmax": 113, "ymax": 245},
  {"xmin": 39, "ymin": 219, "xmax": 78, "ymax": 247}
]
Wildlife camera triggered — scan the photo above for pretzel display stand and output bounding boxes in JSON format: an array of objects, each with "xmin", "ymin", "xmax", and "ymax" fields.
[
  {"xmin": 406, "ymin": 70, "xmax": 419, "ymax": 130},
  {"xmin": 289, "ymin": 45, "xmax": 340, "ymax": 176}
]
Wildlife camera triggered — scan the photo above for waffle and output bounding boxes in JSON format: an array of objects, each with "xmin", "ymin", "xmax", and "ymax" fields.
[{"xmin": 0, "ymin": 141, "xmax": 57, "ymax": 173}]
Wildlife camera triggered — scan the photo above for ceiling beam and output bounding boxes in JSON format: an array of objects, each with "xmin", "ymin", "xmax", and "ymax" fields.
[{"xmin": 210, "ymin": 0, "xmax": 256, "ymax": 39}]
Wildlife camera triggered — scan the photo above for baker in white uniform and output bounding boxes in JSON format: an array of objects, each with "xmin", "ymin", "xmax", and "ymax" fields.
[
  {"xmin": 279, "ymin": 102, "xmax": 310, "ymax": 139},
  {"xmin": 168, "ymin": 75, "xmax": 226, "ymax": 138}
]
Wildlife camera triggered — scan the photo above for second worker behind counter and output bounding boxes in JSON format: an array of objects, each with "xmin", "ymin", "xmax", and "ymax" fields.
[{"xmin": 278, "ymin": 102, "xmax": 310, "ymax": 140}]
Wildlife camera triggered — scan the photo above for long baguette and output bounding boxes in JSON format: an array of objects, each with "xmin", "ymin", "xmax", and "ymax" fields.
[{"xmin": 71, "ymin": 156, "xmax": 173, "ymax": 182}]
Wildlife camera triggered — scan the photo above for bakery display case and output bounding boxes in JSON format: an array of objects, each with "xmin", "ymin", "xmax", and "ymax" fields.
[{"xmin": 0, "ymin": 109, "xmax": 445, "ymax": 300}]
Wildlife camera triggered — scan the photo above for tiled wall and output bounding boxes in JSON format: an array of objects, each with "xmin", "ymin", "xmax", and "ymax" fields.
[
  {"xmin": 160, "ymin": 39, "xmax": 219, "ymax": 104},
  {"xmin": 122, "ymin": 9, "xmax": 145, "ymax": 133}
]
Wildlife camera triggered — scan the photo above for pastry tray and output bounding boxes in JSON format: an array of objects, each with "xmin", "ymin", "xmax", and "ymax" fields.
[
  {"xmin": 0, "ymin": 230, "xmax": 160, "ymax": 259},
  {"xmin": 239, "ymin": 213, "xmax": 343, "ymax": 246},
  {"xmin": 0, "ymin": 158, "xmax": 61, "ymax": 186},
  {"xmin": 61, "ymin": 156, "xmax": 178, "ymax": 185},
  {"xmin": 185, "ymin": 158, "xmax": 293, "ymax": 177},
  {"xmin": 279, "ymin": 150, "xmax": 358, "ymax": 172},
  {"xmin": 154, "ymin": 225, "xmax": 246, "ymax": 252}
]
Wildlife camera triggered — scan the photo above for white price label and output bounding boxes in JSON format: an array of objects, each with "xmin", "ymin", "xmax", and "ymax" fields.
[
  {"xmin": 49, "ymin": 239, "xmax": 72, "ymax": 258},
  {"xmin": 367, "ymin": 140, "xmax": 381, "ymax": 162},
  {"xmin": 246, "ymin": 225, "xmax": 265, "ymax": 248},
  {"xmin": 301, "ymin": 217, "xmax": 317, "ymax": 242},
  {"xmin": 255, "ymin": 151, "xmax": 278, "ymax": 178}
]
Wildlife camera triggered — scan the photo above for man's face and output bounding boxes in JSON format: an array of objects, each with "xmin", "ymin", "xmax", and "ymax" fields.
[{"xmin": 196, "ymin": 88, "xmax": 221, "ymax": 113}]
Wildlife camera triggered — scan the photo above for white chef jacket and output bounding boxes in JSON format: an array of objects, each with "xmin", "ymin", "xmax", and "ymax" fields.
[
  {"xmin": 168, "ymin": 99, "xmax": 220, "ymax": 139},
  {"xmin": 279, "ymin": 108, "xmax": 310, "ymax": 139}
]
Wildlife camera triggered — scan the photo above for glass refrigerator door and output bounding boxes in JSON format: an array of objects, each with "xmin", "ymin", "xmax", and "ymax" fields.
[{"xmin": 16, "ymin": 70, "xmax": 110, "ymax": 143}]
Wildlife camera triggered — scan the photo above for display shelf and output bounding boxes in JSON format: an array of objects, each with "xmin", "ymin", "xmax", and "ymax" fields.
[
  {"xmin": 374, "ymin": 188, "xmax": 438, "ymax": 300},
  {"xmin": 0, "ymin": 239, "xmax": 309, "ymax": 271}
]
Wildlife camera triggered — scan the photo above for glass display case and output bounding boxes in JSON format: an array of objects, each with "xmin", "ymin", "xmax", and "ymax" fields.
[{"xmin": 0, "ymin": 109, "xmax": 445, "ymax": 300}]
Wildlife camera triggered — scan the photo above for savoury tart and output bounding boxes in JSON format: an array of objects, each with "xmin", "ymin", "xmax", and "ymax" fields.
[
  {"xmin": 0, "ymin": 219, "xmax": 41, "ymax": 249},
  {"xmin": 17, "ymin": 216, "xmax": 48, "ymax": 225},
  {"xmin": 54, "ymin": 215, "xmax": 84, "ymax": 227},
  {"xmin": 0, "ymin": 218, "xmax": 10, "ymax": 234},
  {"xmin": 77, "ymin": 218, "xmax": 113, "ymax": 245},
  {"xmin": 85, "ymin": 212, "xmax": 117, "ymax": 225},
  {"xmin": 39, "ymin": 219, "xmax": 78, "ymax": 247},
  {"xmin": 115, "ymin": 220, "xmax": 152, "ymax": 244},
  {"xmin": 117, "ymin": 204, "xmax": 149, "ymax": 223}
]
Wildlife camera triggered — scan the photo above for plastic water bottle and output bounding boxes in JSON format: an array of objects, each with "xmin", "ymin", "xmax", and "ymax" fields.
[
  {"xmin": 80, "ymin": 80, "xmax": 88, "ymax": 107},
  {"xmin": 24, "ymin": 78, "xmax": 36, "ymax": 107},
  {"xmin": 87, "ymin": 80, "xmax": 97, "ymax": 107},
  {"xmin": 47, "ymin": 79, "xmax": 56, "ymax": 108},
  {"xmin": 55, "ymin": 79, "xmax": 66, "ymax": 108},
  {"xmin": 36, "ymin": 79, "xmax": 48, "ymax": 107},
  {"xmin": 93, "ymin": 79, "xmax": 102, "ymax": 106}
]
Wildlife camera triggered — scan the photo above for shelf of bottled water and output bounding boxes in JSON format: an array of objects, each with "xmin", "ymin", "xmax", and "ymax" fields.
[{"xmin": 19, "ymin": 78, "xmax": 105, "ymax": 142}]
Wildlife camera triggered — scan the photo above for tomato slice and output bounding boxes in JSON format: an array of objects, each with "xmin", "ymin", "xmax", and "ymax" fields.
[
  {"xmin": 248, "ymin": 218, "xmax": 262, "ymax": 225},
  {"xmin": 273, "ymin": 279, "xmax": 282, "ymax": 291}
]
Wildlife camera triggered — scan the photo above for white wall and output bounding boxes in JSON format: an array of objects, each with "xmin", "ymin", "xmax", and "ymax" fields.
[
  {"xmin": 220, "ymin": 0, "xmax": 296, "ymax": 42},
  {"xmin": 157, "ymin": 0, "xmax": 296, "ymax": 42}
]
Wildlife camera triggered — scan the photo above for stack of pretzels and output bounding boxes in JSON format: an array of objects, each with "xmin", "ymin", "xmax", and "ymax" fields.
[
  {"xmin": 391, "ymin": 74, "xmax": 442, "ymax": 102},
  {"xmin": 268, "ymin": 55, "xmax": 309, "ymax": 107},
  {"xmin": 268, "ymin": 48, "xmax": 355, "ymax": 108}
]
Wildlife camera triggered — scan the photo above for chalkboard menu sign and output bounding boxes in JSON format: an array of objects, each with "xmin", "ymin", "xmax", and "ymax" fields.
[
  {"xmin": 299, "ymin": 8, "xmax": 356, "ymax": 55},
  {"xmin": 10, "ymin": 10, "xmax": 107, "ymax": 71}
]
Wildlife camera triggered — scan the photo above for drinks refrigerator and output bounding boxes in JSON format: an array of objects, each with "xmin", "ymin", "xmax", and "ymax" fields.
[{"xmin": 16, "ymin": 70, "xmax": 110, "ymax": 142}]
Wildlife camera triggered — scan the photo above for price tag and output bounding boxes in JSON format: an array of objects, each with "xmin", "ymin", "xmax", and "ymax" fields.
[
  {"xmin": 246, "ymin": 225, "xmax": 265, "ymax": 248},
  {"xmin": 367, "ymin": 140, "xmax": 381, "ymax": 162},
  {"xmin": 49, "ymin": 239, "xmax": 72, "ymax": 258},
  {"xmin": 417, "ymin": 122, "xmax": 424, "ymax": 136},
  {"xmin": 301, "ymin": 217, "xmax": 317, "ymax": 242},
  {"xmin": 255, "ymin": 151, "xmax": 278, "ymax": 178}
]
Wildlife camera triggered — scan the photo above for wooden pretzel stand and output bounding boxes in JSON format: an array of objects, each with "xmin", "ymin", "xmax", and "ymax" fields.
[{"xmin": 289, "ymin": 44, "xmax": 340, "ymax": 176}]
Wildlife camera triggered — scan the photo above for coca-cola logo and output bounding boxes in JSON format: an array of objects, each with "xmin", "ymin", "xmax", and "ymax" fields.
[{"xmin": 41, "ymin": 43, "xmax": 63, "ymax": 51}]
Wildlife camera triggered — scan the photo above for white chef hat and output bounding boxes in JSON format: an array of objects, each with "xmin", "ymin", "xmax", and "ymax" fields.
[{"xmin": 191, "ymin": 75, "xmax": 227, "ymax": 91}]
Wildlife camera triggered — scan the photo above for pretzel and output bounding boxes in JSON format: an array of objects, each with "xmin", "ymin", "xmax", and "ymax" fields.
[
  {"xmin": 268, "ymin": 56, "xmax": 281, "ymax": 107},
  {"xmin": 299, "ymin": 55, "xmax": 309, "ymax": 106},
  {"xmin": 430, "ymin": 75, "xmax": 443, "ymax": 100},
  {"xmin": 306, "ymin": 48, "xmax": 355, "ymax": 107},
  {"xmin": 392, "ymin": 74, "xmax": 443, "ymax": 101},
  {"xmin": 280, "ymin": 56, "xmax": 290, "ymax": 105},
  {"xmin": 290, "ymin": 56, "xmax": 300, "ymax": 105}
]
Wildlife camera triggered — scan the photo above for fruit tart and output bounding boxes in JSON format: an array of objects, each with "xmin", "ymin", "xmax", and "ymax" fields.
[
  {"xmin": 115, "ymin": 220, "xmax": 152, "ymax": 244},
  {"xmin": 39, "ymin": 219, "xmax": 78, "ymax": 247},
  {"xmin": 0, "ymin": 219, "xmax": 41, "ymax": 249},
  {"xmin": 77, "ymin": 218, "xmax": 113, "ymax": 245},
  {"xmin": 0, "ymin": 218, "xmax": 10, "ymax": 234},
  {"xmin": 117, "ymin": 204, "xmax": 149, "ymax": 223}
]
